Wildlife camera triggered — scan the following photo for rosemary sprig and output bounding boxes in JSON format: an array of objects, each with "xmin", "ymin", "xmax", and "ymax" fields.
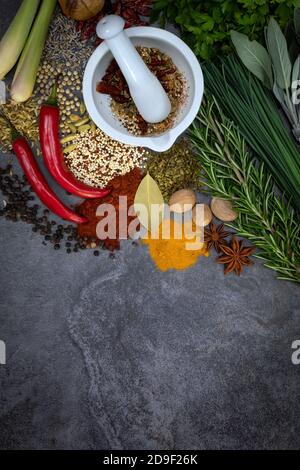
[{"xmin": 189, "ymin": 98, "xmax": 300, "ymax": 284}]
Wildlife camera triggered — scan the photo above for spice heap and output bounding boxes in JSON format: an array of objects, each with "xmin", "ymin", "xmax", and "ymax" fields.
[
  {"xmin": 65, "ymin": 128, "xmax": 147, "ymax": 188},
  {"xmin": 76, "ymin": 0, "xmax": 153, "ymax": 45},
  {"xmin": 142, "ymin": 219, "xmax": 209, "ymax": 272},
  {"xmin": 77, "ymin": 167, "xmax": 143, "ymax": 250},
  {"xmin": 97, "ymin": 47, "xmax": 185, "ymax": 135},
  {"xmin": 42, "ymin": 10, "xmax": 94, "ymax": 70},
  {"xmin": 0, "ymin": 98, "xmax": 39, "ymax": 153},
  {"xmin": 0, "ymin": 164, "xmax": 92, "ymax": 254},
  {"xmin": 113, "ymin": 0, "xmax": 152, "ymax": 23},
  {"xmin": 36, "ymin": 61, "xmax": 83, "ymax": 137},
  {"xmin": 146, "ymin": 140, "xmax": 202, "ymax": 199}
]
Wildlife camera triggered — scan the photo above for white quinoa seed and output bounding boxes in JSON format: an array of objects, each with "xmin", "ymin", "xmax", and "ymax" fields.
[{"xmin": 65, "ymin": 129, "xmax": 147, "ymax": 188}]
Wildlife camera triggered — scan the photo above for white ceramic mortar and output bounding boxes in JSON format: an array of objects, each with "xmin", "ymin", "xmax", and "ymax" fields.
[{"xmin": 83, "ymin": 26, "xmax": 204, "ymax": 152}]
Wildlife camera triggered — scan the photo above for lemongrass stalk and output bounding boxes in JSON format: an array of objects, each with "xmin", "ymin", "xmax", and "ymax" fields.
[
  {"xmin": 0, "ymin": 0, "xmax": 40, "ymax": 80},
  {"xmin": 11, "ymin": 0, "xmax": 56, "ymax": 103}
]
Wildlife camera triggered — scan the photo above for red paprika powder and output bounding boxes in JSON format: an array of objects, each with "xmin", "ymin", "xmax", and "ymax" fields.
[{"xmin": 77, "ymin": 167, "xmax": 143, "ymax": 250}]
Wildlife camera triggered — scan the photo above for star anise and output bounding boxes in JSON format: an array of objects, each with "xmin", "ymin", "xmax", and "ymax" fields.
[
  {"xmin": 217, "ymin": 235, "xmax": 256, "ymax": 276},
  {"xmin": 204, "ymin": 222, "xmax": 231, "ymax": 253}
]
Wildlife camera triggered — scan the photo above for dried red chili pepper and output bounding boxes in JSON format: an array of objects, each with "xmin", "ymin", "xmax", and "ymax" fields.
[
  {"xmin": 136, "ymin": 5, "xmax": 152, "ymax": 16},
  {"xmin": 96, "ymin": 82, "xmax": 122, "ymax": 95},
  {"xmin": 114, "ymin": 1, "xmax": 122, "ymax": 16},
  {"xmin": 122, "ymin": 8, "xmax": 141, "ymax": 23},
  {"xmin": 158, "ymin": 66, "xmax": 176, "ymax": 77},
  {"xmin": 113, "ymin": 94, "xmax": 131, "ymax": 104},
  {"xmin": 39, "ymin": 84, "xmax": 111, "ymax": 200},
  {"xmin": 76, "ymin": 0, "xmax": 153, "ymax": 44}
]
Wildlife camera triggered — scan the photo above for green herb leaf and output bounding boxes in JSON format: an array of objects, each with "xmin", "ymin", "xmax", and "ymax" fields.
[
  {"xmin": 267, "ymin": 17, "xmax": 292, "ymax": 90},
  {"xmin": 273, "ymin": 80, "xmax": 290, "ymax": 117},
  {"xmin": 231, "ymin": 30, "xmax": 273, "ymax": 88},
  {"xmin": 292, "ymin": 54, "xmax": 300, "ymax": 84},
  {"xmin": 152, "ymin": 0, "xmax": 298, "ymax": 61}
]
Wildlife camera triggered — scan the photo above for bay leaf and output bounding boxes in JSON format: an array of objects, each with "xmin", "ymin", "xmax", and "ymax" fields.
[
  {"xmin": 134, "ymin": 172, "xmax": 164, "ymax": 234},
  {"xmin": 231, "ymin": 30, "xmax": 273, "ymax": 89},
  {"xmin": 267, "ymin": 17, "xmax": 291, "ymax": 90}
]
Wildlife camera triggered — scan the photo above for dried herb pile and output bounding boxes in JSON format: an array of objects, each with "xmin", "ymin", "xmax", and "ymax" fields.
[
  {"xmin": 0, "ymin": 98, "xmax": 39, "ymax": 153},
  {"xmin": 146, "ymin": 140, "xmax": 202, "ymax": 200}
]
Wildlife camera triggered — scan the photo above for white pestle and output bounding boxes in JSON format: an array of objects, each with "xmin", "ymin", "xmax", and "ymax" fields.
[{"xmin": 96, "ymin": 15, "xmax": 172, "ymax": 124}]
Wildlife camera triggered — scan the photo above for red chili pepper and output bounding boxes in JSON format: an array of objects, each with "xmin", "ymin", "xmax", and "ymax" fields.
[
  {"xmin": 122, "ymin": 8, "xmax": 141, "ymax": 22},
  {"xmin": 39, "ymin": 84, "xmax": 111, "ymax": 200},
  {"xmin": 96, "ymin": 82, "xmax": 122, "ymax": 95},
  {"xmin": 0, "ymin": 115, "xmax": 87, "ymax": 224}
]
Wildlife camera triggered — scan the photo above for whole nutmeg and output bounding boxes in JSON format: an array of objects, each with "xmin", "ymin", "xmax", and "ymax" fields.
[
  {"xmin": 59, "ymin": 0, "xmax": 105, "ymax": 21},
  {"xmin": 192, "ymin": 204, "xmax": 212, "ymax": 227},
  {"xmin": 169, "ymin": 189, "xmax": 196, "ymax": 214},
  {"xmin": 211, "ymin": 197, "xmax": 238, "ymax": 222}
]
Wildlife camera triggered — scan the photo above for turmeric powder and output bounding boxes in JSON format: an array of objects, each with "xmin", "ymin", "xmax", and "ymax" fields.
[{"xmin": 142, "ymin": 219, "xmax": 209, "ymax": 272}]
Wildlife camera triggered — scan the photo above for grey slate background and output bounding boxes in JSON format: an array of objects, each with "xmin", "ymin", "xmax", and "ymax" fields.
[{"xmin": 0, "ymin": 0, "xmax": 300, "ymax": 450}]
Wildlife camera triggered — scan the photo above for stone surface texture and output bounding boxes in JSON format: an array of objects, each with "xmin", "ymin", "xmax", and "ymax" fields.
[{"xmin": 0, "ymin": 0, "xmax": 299, "ymax": 450}]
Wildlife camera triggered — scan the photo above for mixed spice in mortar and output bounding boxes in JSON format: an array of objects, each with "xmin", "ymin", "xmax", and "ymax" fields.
[{"xmin": 97, "ymin": 46, "xmax": 186, "ymax": 135}]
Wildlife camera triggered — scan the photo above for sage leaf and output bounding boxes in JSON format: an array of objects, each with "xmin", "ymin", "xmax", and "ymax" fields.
[
  {"xmin": 134, "ymin": 172, "xmax": 164, "ymax": 233},
  {"xmin": 292, "ymin": 55, "xmax": 300, "ymax": 85},
  {"xmin": 267, "ymin": 17, "xmax": 291, "ymax": 90},
  {"xmin": 272, "ymin": 65, "xmax": 296, "ymax": 127},
  {"xmin": 273, "ymin": 80, "xmax": 290, "ymax": 118},
  {"xmin": 231, "ymin": 30, "xmax": 273, "ymax": 88}
]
